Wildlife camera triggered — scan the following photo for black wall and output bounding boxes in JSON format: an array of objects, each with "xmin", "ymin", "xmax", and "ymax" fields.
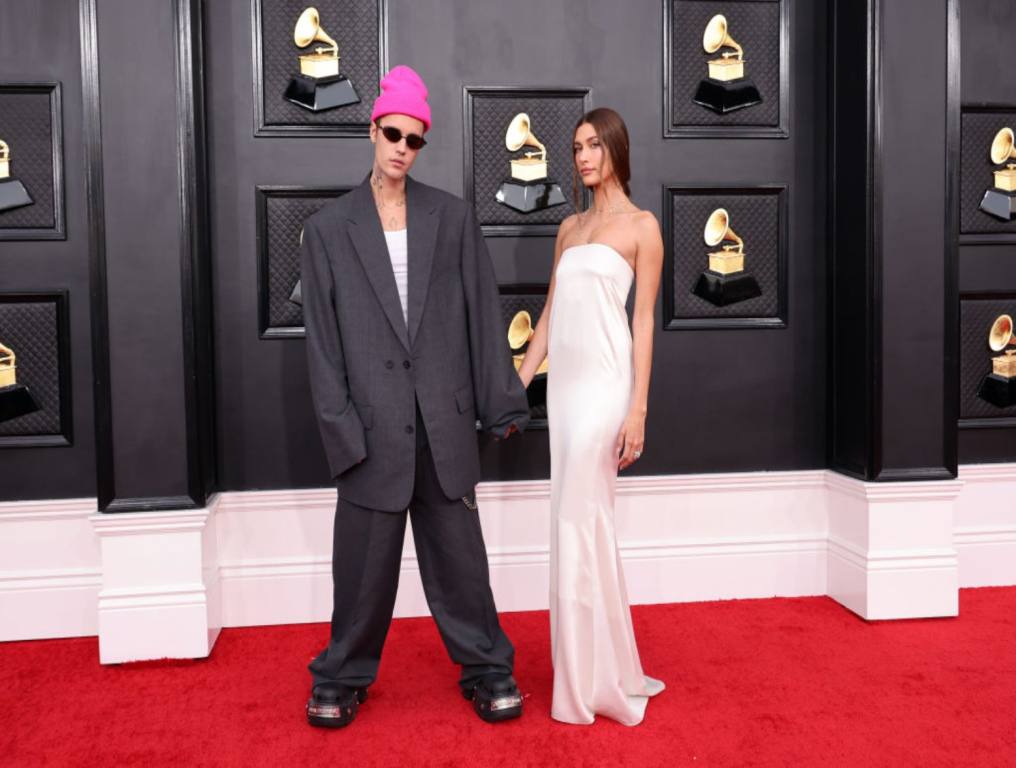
[
  {"xmin": 829, "ymin": 0, "xmax": 961, "ymax": 481},
  {"xmin": 208, "ymin": 0, "xmax": 828, "ymax": 491},
  {"xmin": 1, "ymin": 0, "xmax": 1011, "ymax": 505},
  {"xmin": 0, "ymin": 1, "xmax": 95, "ymax": 500},
  {"xmin": 957, "ymin": 0, "xmax": 1016, "ymax": 463}
]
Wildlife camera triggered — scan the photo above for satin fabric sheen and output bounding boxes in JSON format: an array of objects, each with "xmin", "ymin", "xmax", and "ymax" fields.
[{"xmin": 547, "ymin": 243, "xmax": 665, "ymax": 725}]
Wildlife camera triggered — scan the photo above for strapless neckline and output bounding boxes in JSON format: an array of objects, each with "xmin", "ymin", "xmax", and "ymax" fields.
[{"xmin": 562, "ymin": 242, "xmax": 634, "ymax": 275}]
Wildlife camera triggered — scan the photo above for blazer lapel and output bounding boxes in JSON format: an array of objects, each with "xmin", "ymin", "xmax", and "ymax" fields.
[
  {"xmin": 346, "ymin": 175, "xmax": 410, "ymax": 352},
  {"xmin": 406, "ymin": 177, "xmax": 439, "ymax": 347}
]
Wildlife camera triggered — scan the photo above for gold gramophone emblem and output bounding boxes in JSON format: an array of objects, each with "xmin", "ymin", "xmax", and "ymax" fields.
[
  {"xmin": 495, "ymin": 113, "xmax": 566, "ymax": 213},
  {"xmin": 693, "ymin": 14, "xmax": 763, "ymax": 114},
  {"xmin": 0, "ymin": 342, "xmax": 18, "ymax": 389},
  {"xmin": 0, "ymin": 139, "xmax": 34, "ymax": 213},
  {"xmin": 0, "ymin": 340, "xmax": 41, "ymax": 422},
  {"xmin": 703, "ymin": 15, "xmax": 746, "ymax": 82},
  {"xmin": 704, "ymin": 208, "xmax": 745, "ymax": 275},
  {"xmin": 692, "ymin": 206, "xmax": 762, "ymax": 306},
  {"xmin": 979, "ymin": 127, "xmax": 1016, "ymax": 220},
  {"xmin": 988, "ymin": 314, "xmax": 1016, "ymax": 379},
  {"xmin": 989, "ymin": 128, "xmax": 1016, "ymax": 192},
  {"xmin": 294, "ymin": 7, "xmax": 340, "ymax": 79},
  {"xmin": 978, "ymin": 313, "xmax": 1016, "ymax": 407},
  {"xmin": 508, "ymin": 311, "xmax": 547, "ymax": 375},
  {"xmin": 506, "ymin": 114, "xmax": 548, "ymax": 182},
  {"xmin": 283, "ymin": 7, "xmax": 360, "ymax": 112},
  {"xmin": 0, "ymin": 140, "xmax": 11, "ymax": 180}
]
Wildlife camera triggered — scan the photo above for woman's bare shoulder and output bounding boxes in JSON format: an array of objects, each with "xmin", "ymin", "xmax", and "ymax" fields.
[
  {"xmin": 631, "ymin": 209, "xmax": 661, "ymax": 240},
  {"xmin": 559, "ymin": 212, "xmax": 582, "ymax": 233}
]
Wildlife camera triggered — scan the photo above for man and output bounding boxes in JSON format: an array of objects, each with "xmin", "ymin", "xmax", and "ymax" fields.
[{"xmin": 300, "ymin": 65, "xmax": 530, "ymax": 728}]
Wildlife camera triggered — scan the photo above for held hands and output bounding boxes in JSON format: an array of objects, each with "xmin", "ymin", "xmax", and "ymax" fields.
[
  {"xmin": 616, "ymin": 410, "xmax": 646, "ymax": 470},
  {"xmin": 496, "ymin": 422, "xmax": 520, "ymax": 441}
]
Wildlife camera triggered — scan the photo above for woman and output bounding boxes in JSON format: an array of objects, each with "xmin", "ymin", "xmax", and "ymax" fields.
[{"xmin": 517, "ymin": 107, "xmax": 665, "ymax": 725}]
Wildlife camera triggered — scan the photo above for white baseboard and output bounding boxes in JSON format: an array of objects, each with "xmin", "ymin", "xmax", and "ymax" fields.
[
  {"xmin": 216, "ymin": 471, "xmax": 830, "ymax": 627},
  {"xmin": 91, "ymin": 510, "xmax": 220, "ymax": 663},
  {"xmin": 0, "ymin": 499, "xmax": 101, "ymax": 641},
  {"xmin": 1, "ymin": 463, "xmax": 1014, "ymax": 652},
  {"xmin": 955, "ymin": 463, "xmax": 1016, "ymax": 588}
]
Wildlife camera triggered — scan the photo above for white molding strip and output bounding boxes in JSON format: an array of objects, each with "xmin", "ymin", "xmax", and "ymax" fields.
[
  {"xmin": 0, "ymin": 497, "xmax": 97, "ymax": 522},
  {"xmin": 2, "ymin": 464, "xmax": 1015, "ymax": 646},
  {"xmin": 0, "ymin": 497, "xmax": 101, "ymax": 641},
  {"xmin": 954, "ymin": 525, "xmax": 1016, "ymax": 545},
  {"xmin": 957, "ymin": 462, "xmax": 1016, "ymax": 482}
]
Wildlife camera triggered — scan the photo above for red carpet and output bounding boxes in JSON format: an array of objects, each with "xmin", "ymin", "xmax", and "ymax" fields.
[{"xmin": 2, "ymin": 588, "xmax": 1015, "ymax": 767}]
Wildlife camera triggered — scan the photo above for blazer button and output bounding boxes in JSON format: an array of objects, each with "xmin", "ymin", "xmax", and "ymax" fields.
[
  {"xmin": 403, "ymin": 360, "xmax": 411, "ymax": 369},
  {"xmin": 404, "ymin": 425, "xmax": 414, "ymax": 434},
  {"xmin": 385, "ymin": 360, "xmax": 394, "ymax": 369}
]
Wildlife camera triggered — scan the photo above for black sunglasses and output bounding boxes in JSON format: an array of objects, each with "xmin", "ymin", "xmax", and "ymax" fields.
[{"xmin": 377, "ymin": 122, "xmax": 427, "ymax": 151}]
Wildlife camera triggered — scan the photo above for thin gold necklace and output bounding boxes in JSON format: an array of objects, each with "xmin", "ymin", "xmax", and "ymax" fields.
[{"xmin": 372, "ymin": 173, "xmax": 405, "ymax": 229}]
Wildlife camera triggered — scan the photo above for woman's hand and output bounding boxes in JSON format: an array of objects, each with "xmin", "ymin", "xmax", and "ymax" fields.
[
  {"xmin": 616, "ymin": 410, "xmax": 646, "ymax": 470},
  {"xmin": 517, "ymin": 366, "xmax": 531, "ymax": 389}
]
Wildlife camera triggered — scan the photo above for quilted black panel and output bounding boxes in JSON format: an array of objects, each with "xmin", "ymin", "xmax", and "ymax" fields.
[
  {"xmin": 261, "ymin": 188, "xmax": 349, "ymax": 331},
  {"xmin": 0, "ymin": 300, "xmax": 61, "ymax": 435},
  {"xmin": 960, "ymin": 297, "xmax": 1016, "ymax": 419},
  {"xmin": 499, "ymin": 287, "xmax": 548, "ymax": 421},
  {"xmin": 257, "ymin": 0, "xmax": 381, "ymax": 128},
  {"xmin": 669, "ymin": 189, "xmax": 782, "ymax": 319},
  {"xmin": 468, "ymin": 91, "xmax": 588, "ymax": 228},
  {"xmin": 960, "ymin": 111, "xmax": 1016, "ymax": 234},
  {"xmin": 669, "ymin": 0, "xmax": 781, "ymax": 128},
  {"xmin": 0, "ymin": 89, "xmax": 55, "ymax": 230}
]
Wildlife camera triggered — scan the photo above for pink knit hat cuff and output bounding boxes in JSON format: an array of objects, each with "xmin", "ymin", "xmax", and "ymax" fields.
[{"xmin": 371, "ymin": 65, "xmax": 432, "ymax": 132}]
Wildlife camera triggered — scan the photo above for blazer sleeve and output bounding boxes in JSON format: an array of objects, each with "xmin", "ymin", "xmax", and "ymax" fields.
[
  {"xmin": 300, "ymin": 218, "xmax": 367, "ymax": 478},
  {"xmin": 460, "ymin": 206, "xmax": 532, "ymax": 436}
]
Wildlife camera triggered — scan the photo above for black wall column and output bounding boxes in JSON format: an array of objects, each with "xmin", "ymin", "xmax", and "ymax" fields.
[
  {"xmin": 829, "ymin": 0, "xmax": 958, "ymax": 481},
  {"xmin": 87, "ymin": 0, "xmax": 215, "ymax": 512}
]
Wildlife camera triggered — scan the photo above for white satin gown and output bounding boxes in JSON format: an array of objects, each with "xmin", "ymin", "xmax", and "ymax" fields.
[{"xmin": 546, "ymin": 242, "xmax": 665, "ymax": 725}]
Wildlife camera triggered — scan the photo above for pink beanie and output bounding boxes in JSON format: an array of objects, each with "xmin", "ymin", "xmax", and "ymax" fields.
[{"xmin": 371, "ymin": 65, "xmax": 432, "ymax": 132}]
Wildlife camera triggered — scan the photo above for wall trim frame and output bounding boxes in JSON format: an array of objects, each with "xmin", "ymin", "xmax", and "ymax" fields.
[
  {"xmin": 251, "ymin": 0, "xmax": 390, "ymax": 138},
  {"xmin": 957, "ymin": 290, "xmax": 1016, "ymax": 432},
  {"xmin": 255, "ymin": 184, "xmax": 352, "ymax": 339},
  {"xmin": 827, "ymin": 0, "xmax": 884, "ymax": 480},
  {"xmin": 661, "ymin": 183, "xmax": 789, "ymax": 330},
  {"xmin": 81, "ymin": 0, "xmax": 216, "ymax": 512},
  {"xmin": 175, "ymin": 0, "xmax": 217, "ymax": 509},
  {"xmin": 943, "ymin": 0, "xmax": 960, "ymax": 477},
  {"xmin": 80, "ymin": 0, "xmax": 114, "ymax": 508},
  {"xmin": 0, "ymin": 81, "xmax": 65, "ymax": 241},
  {"xmin": 0, "ymin": 290, "xmax": 73, "ymax": 448},
  {"xmin": 462, "ymin": 85, "xmax": 593, "ymax": 238},
  {"xmin": 662, "ymin": 0, "xmax": 791, "ymax": 139}
]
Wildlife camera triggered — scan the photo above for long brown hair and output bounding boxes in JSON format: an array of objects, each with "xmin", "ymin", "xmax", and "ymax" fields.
[{"xmin": 572, "ymin": 107, "xmax": 631, "ymax": 210}]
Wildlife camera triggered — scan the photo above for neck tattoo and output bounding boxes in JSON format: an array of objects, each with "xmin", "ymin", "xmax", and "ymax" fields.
[{"xmin": 372, "ymin": 172, "xmax": 406, "ymax": 213}]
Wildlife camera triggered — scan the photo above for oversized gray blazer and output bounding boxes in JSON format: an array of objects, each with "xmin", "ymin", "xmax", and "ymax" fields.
[{"xmin": 301, "ymin": 175, "xmax": 531, "ymax": 512}]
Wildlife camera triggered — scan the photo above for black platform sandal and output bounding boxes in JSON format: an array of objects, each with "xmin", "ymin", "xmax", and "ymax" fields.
[
  {"xmin": 462, "ymin": 675, "xmax": 523, "ymax": 723},
  {"xmin": 306, "ymin": 683, "xmax": 368, "ymax": 728}
]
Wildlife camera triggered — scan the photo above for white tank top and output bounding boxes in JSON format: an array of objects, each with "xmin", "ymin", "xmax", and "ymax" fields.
[{"xmin": 383, "ymin": 228, "xmax": 409, "ymax": 326}]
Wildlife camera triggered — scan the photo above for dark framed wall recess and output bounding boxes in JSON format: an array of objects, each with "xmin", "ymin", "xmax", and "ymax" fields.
[
  {"xmin": 0, "ymin": 292, "xmax": 72, "ymax": 447},
  {"xmin": 463, "ymin": 87, "xmax": 592, "ymax": 237},
  {"xmin": 0, "ymin": 82, "xmax": 65, "ymax": 240},
  {"xmin": 252, "ymin": 0, "xmax": 389, "ymax": 137},
  {"xmin": 256, "ymin": 185, "xmax": 351, "ymax": 338},
  {"xmin": 958, "ymin": 293, "xmax": 1016, "ymax": 430},
  {"xmin": 663, "ymin": 184, "xmax": 788, "ymax": 329},
  {"xmin": 663, "ymin": 0, "xmax": 789, "ymax": 138},
  {"xmin": 959, "ymin": 106, "xmax": 1016, "ymax": 240},
  {"xmin": 498, "ymin": 283, "xmax": 550, "ymax": 429}
]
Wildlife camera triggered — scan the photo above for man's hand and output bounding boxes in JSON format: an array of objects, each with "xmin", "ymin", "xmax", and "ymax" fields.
[{"xmin": 496, "ymin": 423, "xmax": 520, "ymax": 441}]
